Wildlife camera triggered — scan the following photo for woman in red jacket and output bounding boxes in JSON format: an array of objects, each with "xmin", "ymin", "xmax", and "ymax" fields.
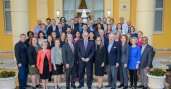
[{"xmin": 37, "ymin": 41, "xmax": 52, "ymax": 89}]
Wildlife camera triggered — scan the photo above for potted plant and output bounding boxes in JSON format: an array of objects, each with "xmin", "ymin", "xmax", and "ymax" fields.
[
  {"xmin": 147, "ymin": 68, "xmax": 166, "ymax": 89},
  {"xmin": 0, "ymin": 71, "xmax": 16, "ymax": 89}
]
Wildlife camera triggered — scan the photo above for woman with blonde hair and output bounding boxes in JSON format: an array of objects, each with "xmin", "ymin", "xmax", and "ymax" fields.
[
  {"xmin": 94, "ymin": 37, "xmax": 106, "ymax": 89},
  {"xmin": 51, "ymin": 39, "xmax": 63, "ymax": 89},
  {"xmin": 37, "ymin": 41, "xmax": 52, "ymax": 89}
]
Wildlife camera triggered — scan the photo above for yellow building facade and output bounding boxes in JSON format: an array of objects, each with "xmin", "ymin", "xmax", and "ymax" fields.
[{"xmin": 0, "ymin": 0, "xmax": 171, "ymax": 52}]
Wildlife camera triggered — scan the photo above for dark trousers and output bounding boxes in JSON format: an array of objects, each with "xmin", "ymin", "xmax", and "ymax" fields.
[
  {"xmin": 129, "ymin": 69, "xmax": 138, "ymax": 86},
  {"xmin": 79, "ymin": 61, "xmax": 93, "ymax": 87},
  {"xmin": 66, "ymin": 65, "xmax": 76, "ymax": 87},
  {"xmin": 18, "ymin": 64, "xmax": 28, "ymax": 89}
]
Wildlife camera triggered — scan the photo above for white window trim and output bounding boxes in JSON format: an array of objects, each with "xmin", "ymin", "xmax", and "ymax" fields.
[
  {"xmin": 153, "ymin": 0, "xmax": 164, "ymax": 34},
  {"xmin": 3, "ymin": 0, "xmax": 12, "ymax": 34}
]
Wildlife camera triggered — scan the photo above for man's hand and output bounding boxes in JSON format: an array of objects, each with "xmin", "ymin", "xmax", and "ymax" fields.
[
  {"xmin": 146, "ymin": 67, "xmax": 150, "ymax": 72},
  {"xmin": 101, "ymin": 62, "xmax": 104, "ymax": 67},
  {"xmin": 136, "ymin": 64, "xmax": 139, "ymax": 69},
  {"xmin": 116, "ymin": 63, "xmax": 119, "ymax": 67},
  {"xmin": 54, "ymin": 66, "xmax": 57, "ymax": 70},
  {"xmin": 85, "ymin": 58, "xmax": 89, "ymax": 62},
  {"xmin": 124, "ymin": 64, "xmax": 127, "ymax": 68},
  {"xmin": 18, "ymin": 63, "xmax": 22, "ymax": 67},
  {"xmin": 81, "ymin": 58, "xmax": 85, "ymax": 61},
  {"xmin": 66, "ymin": 64, "xmax": 69, "ymax": 69},
  {"xmin": 31, "ymin": 65, "xmax": 35, "ymax": 68}
]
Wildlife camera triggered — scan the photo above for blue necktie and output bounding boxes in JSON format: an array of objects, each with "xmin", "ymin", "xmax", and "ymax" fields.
[{"xmin": 79, "ymin": 24, "xmax": 82, "ymax": 32}]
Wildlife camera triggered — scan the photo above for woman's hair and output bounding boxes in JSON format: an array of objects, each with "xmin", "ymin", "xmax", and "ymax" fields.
[
  {"xmin": 121, "ymin": 34, "xmax": 129, "ymax": 43},
  {"xmin": 130, "ymin": 37, "xmax": 138, "ymax": 44},
  {"xmin": 116, "ymin": 23, "xmax": 122, "ymax": 30},
  {"xmin": 60, "ymin": 17, "xmax": 66, "ymax": 22},
  {"xmin": 38, "ymin": 31, "xmax": 46, "ymax": 39},
  {"xmin": 29, "ymin": 36, "xmax": 38, "ymax": 45},
  {"xmin": 95, "ymin": 37, "xmax": 102, "ymax": 50},
  {"xmin": 27, "ymin": 31, "xmax": 34, "ymax": 37},
  {"xmin": 42, "ymin": 41, "xmax": 48, "ymax": 47},
  {"xmin": 131, "ymin": 26, "xmax": 136, "ymax": 32},
  {"xmin": 88, "ymin": 31, "xmax": 95, "ymax": 40}
]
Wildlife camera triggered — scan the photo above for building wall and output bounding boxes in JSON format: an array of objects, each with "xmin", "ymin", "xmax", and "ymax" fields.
[
  {"xmin": 153, "ymin": 0, "xmax": 171, "ymax": 49},
  {"xmin": 0, "ymin": 0, "xmax": 13, "ymax": 52},
  {"xmin": 0, "ymin": 0, "xmax": 170, "ymax": 52}
]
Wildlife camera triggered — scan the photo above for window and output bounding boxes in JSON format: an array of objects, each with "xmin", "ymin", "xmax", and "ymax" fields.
[
  {"xmin": 63, "ymin": 0, "xmax": 104, "ymax": 23},
  {"xmin": 4, "ymin": 0, "xmax": 12, "ymax": 33},
  {"xmin": 154, "ymin": 0, "xmax": 164, "ymax": 32}
]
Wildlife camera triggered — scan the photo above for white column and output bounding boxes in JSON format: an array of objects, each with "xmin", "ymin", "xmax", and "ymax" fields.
[
  {"xmin": 37, "ymin": 0, "xmax": 48, "ymax": 22},
  {"xmin": 11, "ymin": 0, "xmax": 29, "ymax": 46},
  {"xmin": 136, "ymin": 0, "xmax": 155, "ymax": 45}
]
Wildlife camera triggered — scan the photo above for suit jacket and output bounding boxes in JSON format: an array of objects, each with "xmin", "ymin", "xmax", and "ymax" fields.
[
  {"xmin": 87, "ymin": 26, "xmax": 97, "ymax": 34},
  {"xmin": 27, "ymin": 45, "xmax": 41, "ymax": 65},
  {"xmin": 47, "ymin": 25, "xmax": 58, "ymax": 37},
  {"xmin": 107, "ymin": 42, "xmax": 121, "ymax": 66},
  {"xmin": 140, "ymin": 44, "xmax": 154, "ymax": 69},
  {"xmin": 75, "ymin": 23, "xmax": 83, "ymax": 34},
  {"xmin": 121, "ymin": 43, "xmax": 130, "ymax": 64},
  {"xmin": 51, "ymin": 47, "xmax": 63, "ymax": 65},
  {"xmin": 37, "ymin": 49, "xmax": 52, "ymax": 74},
  {"xmin": 62, "ymin": 42, "xmax": 77, "ymax": 68},
  {"xmin": 14, "ymin": 41, "xmax": 28, "ymax": 65},
  {"xmin": 62, "ymin": 23, "xmax": 68, "ymax": 32},
  {"xmin": 77, "ymin": 40, "xmax": 95, "ymax": 62}
]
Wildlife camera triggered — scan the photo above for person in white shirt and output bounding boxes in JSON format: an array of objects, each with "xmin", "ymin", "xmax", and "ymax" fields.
[
  {"xmin": 109, "ymin": 18, "xmax": 116, "ymax": 33},
  {"xmin": 120, "ymin": 17, "xmax": 128, "ymax": 34}
]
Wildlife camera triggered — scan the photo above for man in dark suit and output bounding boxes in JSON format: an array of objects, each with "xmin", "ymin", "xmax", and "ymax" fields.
[
  {"xmin": 77, "ymin": 32, "xmax": 95, "ymax": 89},
  {"xmin": 62, "ymin": 34, "xmax": 77, "ymax": 89},
  {"xmin": 87, "ymin": 20, "xmax": 96, "ymax": 34},
  {"xmin": 139, "ymin": 36, "xmax": 154, "ymax": 89},
  {"xmin": 60, "ymin": 17, "xmax": 68, "ymax": 32},
  {"xmin": 105, "ymin": 33, "xmax": 121, "ymax": 89},
  {"xmin": 70, "ymin": 19, "xmax": 78, "ymax": 37},
  {"xmin": 47, "ymin": 19, "xmax": 58, "ymax": 36},
  {"xmin": 75, "ymin": 17, "xmax": 83, "ymax": 34},
  {"xmin": 14, "ymin": 34, "xmax": 29, "ymax": 89}
]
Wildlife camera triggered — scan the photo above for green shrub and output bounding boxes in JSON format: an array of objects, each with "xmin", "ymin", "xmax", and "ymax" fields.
[
  {"xmin": 0, "ymin": 71, "xmax": 15, "ymax": 78},
  {"xmin": 150, "ymin": 68, "xmax": 165, "ymax": 76}
]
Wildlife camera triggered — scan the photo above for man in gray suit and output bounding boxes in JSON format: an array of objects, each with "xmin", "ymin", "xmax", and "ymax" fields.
[
  {"xmin": 139, "ymin": 36, "xmax": 154, "ymax": 89},
  {"xmin": 62, "ymin": 34, "xmax": 77, "ymax": 89}
]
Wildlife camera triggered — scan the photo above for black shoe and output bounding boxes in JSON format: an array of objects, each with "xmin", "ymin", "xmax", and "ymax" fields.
[
  {"xmin": 36, "ymin": 84, "xmax": 42, "ymax": 88},
  {"xmin": 129, "ymin": 84, "xmax": 133, "ymax": 88},
  {"xmin": 77, "ymin": 85, "xmax": 83, "ymax": 88},
  {"xmin": 133, "ymin": 86, "xmax": 137, "ymax": 89},
  {"xmin": 143, "ymin": 87, "xmax": 147, "ymax": 89},
  {"xmin": 24, "ymin": 85, "xmax": 31, "ymax": 88},
  {"xmin": 57, "ymin": 85, "xmax": 61, "ymax": 89},
  {"xmin": 105, "ymin": 85, "xmax": 111, "ymax": 87},
  {"xmin": 123, "ymin": 86, "xmax": 128, "ymax": 89},
  {"xmin": 137, "ymin": 85, "xmax": 144, "ymax": 88},
  {"xmin": 66, "ymin": 86, "xmax": 70, "ymax": 89},
  {"xmin": 111, "ymin": 88, "xmax": 115, "ymax": 89},
  {"xmin": 32, "ymin": 86, "xmax": 36, "ymax": 89},
  {"xmin": 88, "ymin": 86, "xmax": 91, "ymax": 89},
  {"xmin": 118, "ymin": 84, "xmax": 124, "ymax": 88},
  {"xmin": 71, "ymin": 85, "xmax": 76, "ymax": 89}
]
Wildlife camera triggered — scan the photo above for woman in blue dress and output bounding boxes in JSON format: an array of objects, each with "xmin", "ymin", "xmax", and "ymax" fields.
[{"xmin": 128, "ymin": 37, "xmax": 141, "ymax": 89}]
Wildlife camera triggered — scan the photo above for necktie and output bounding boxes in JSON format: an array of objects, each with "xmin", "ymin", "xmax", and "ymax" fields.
[
  {"xmin": 70, "ymin": 43, "xmax": 74, "ymax": 53},
  {"xmin": 79, "ymin": 24, "xmax": 82, "ymax": 32},
  {"xmin": 84, "ymin": 40, "xmax": 87, "ymax": 50}
]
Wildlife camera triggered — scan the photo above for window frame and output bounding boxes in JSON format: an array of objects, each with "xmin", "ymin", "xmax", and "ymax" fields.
[
  {"xmin": 3, "ymin": 0, "xmax": 12, "ymax": 34},
  {"xmin": 154, "ymin": 0, "xmax": 164, "ymax": 34}
]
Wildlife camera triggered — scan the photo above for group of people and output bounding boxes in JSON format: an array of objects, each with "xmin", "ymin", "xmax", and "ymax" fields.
[{"xmin": 15, "ymin": 16, "xmax": 155, "ymax": 89}]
